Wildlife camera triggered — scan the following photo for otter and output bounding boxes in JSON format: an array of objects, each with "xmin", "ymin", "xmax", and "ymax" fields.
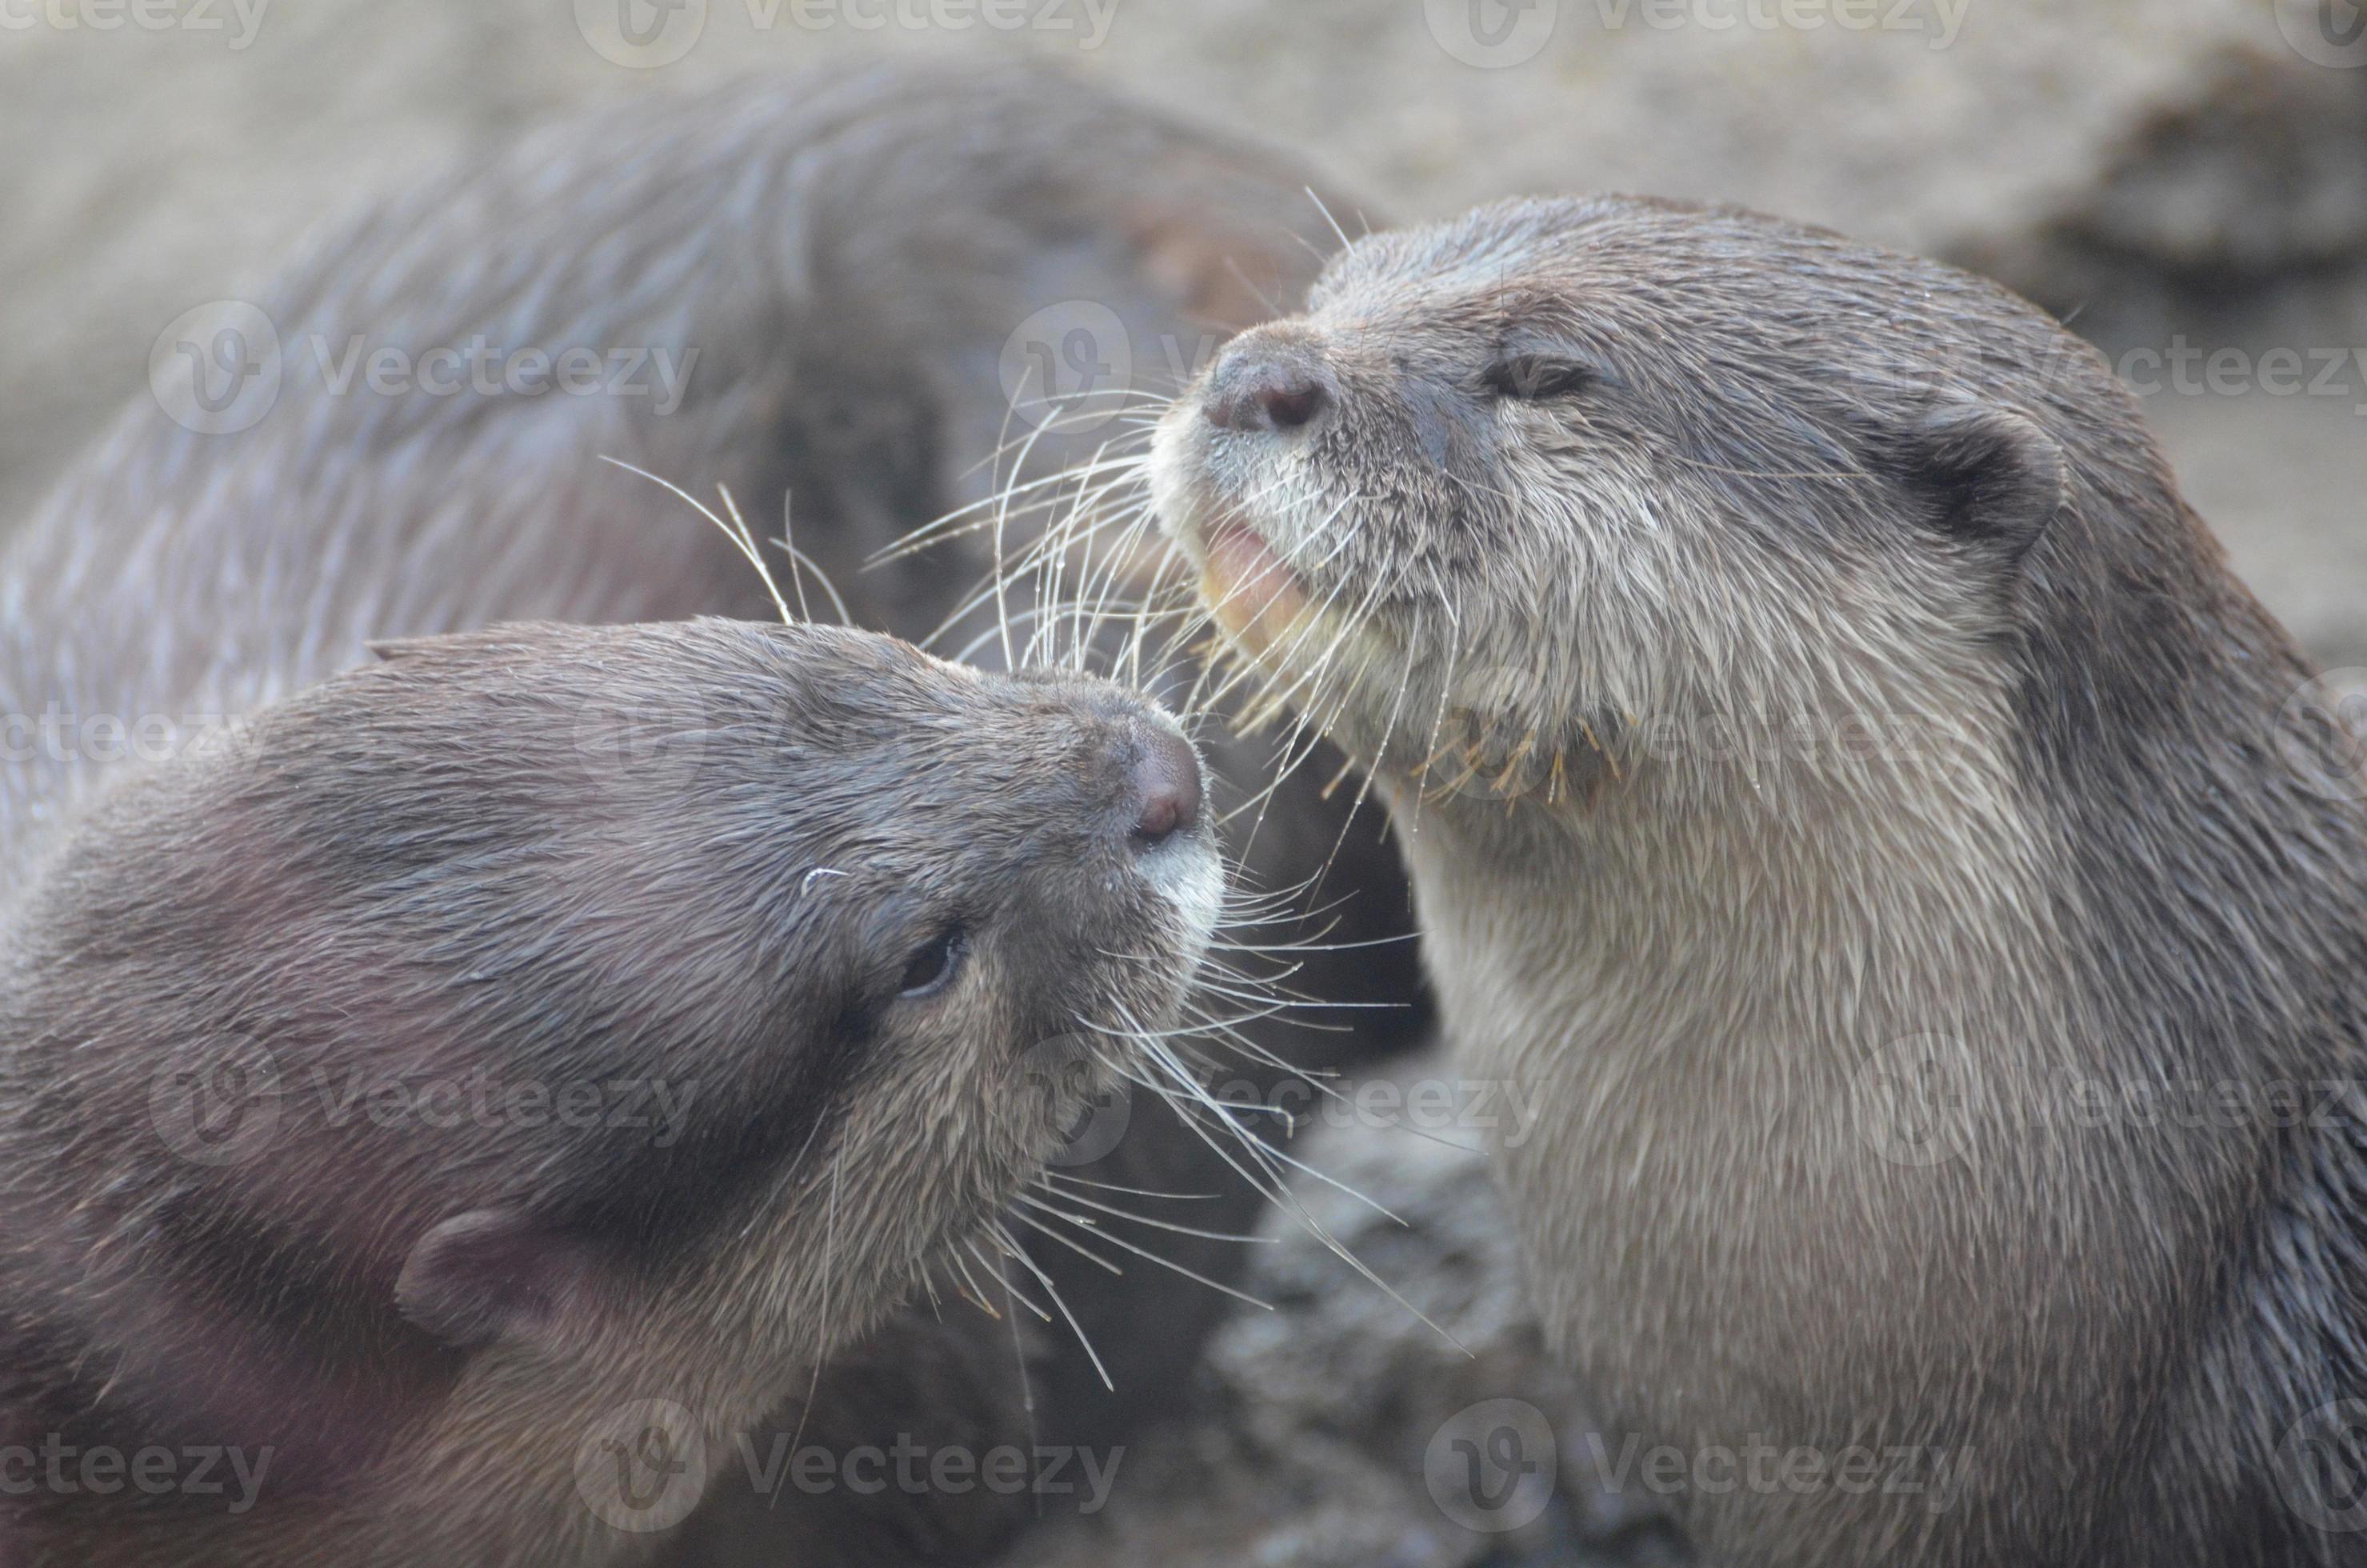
[
  {"xmin": 0, "ymin": 65, "xmax": 1405, "ymax": 1566},
  {"xmin": 1151, "ymin": 194, "xmax": 2367, "ymax": 1566},
  {"xmin": 0, "ymin": 618, "xmax": 1220, "ymax": 1568}
]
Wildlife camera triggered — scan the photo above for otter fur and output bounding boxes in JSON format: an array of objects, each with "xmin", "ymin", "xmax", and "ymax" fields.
[
  {"xmin": 1154, "ymin": 193, "xmax": 2367, "ymax": 1567},
  {"xmin": 0, "ymin": 65, "xmax": 1406, "ymax": 1566}
]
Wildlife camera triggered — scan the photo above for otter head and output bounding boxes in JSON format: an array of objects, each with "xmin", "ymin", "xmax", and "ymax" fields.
[
  {"xmin": 1146, "ymin": 195, "xmax": 2165, "ymax": 838},
  {"xmin": 0, "ymin": 617, "xmax": 1219, "ymax": 1530}
]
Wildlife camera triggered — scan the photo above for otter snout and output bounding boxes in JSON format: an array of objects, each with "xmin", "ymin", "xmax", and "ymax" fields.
[
  {"xmin": 1201, "ymin": 334, "xmax": 1333, "ymax": 434},
  {"xmin": 1129, "ymin": 722, "xmax": 1205, "ymax": 850}
]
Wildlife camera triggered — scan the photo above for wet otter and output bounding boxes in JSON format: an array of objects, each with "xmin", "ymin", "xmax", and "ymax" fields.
[
  {"xmin": 0, "ymin": 64, "xmax": 1403, "ymax": 1566},
  {"xmin": 1153, "ymin": 194, "xmax": 2367, "ymax": 1566}
]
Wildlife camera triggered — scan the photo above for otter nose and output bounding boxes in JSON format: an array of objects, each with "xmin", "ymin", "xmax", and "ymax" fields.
[
  {"xmin": 1129, "ymin": 725, "xmax": 1204, "ymax": 850},
  {"xmin": 1202, "ymin": 346, "xmax": 1330, "ymax": 434}
]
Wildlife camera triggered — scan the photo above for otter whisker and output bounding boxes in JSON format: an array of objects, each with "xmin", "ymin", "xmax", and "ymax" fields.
[
  {"xmin": 1303, "ymin": 183, "xmax": 1354, "ymax": 254},
  {"xmin": 600, "ymin": 457, "xmax": 794, "ymax": 625},
  {"xmin": 966, "ymin": 1238, "xmax": 1054, "ymax": 1326},
  {"xmin": 1042, "ymin": 1172, "xmax": 1224, "ymax": 1203},
  {"xmin": 1577, "ymin": 714, "xmax": 1621, "ymax": 781},
  {"xmin": 762, "ymin": 490, "xmax": 854, "ymax": 626},
  {"xmin": 1215, "ymin": 538, "xmax": 1397, "ymax": 858},
  {"xmin": 942, "ymin": 1242, "xmax": 1006, "ymax": 1322},
  {"xmin": 784, "ymin": 1147, "xmax": 846, "ymax": 1458},
  {"xmin": 990, "ymin": 390, "xmax": 1065, "ymax": 670},
  {"xmin": 1118, "ymin": 1026, "xmax": 1468, "ymax": 1354},
  {"xmin": 1403, "ymin": 576, "xmax": 1467, "ymax": 836},
  {"xmin": 986, "ymin": 1219, "xmax": 1113, "ymax": 1394},
  {"xmin": 1019, "ymin": 1196, "xmax": 1275, "ymax": 1312},
  {"xmin": 1008, "ymin": 1204, "xmax": 1126, "ymax": 1275},
  {"xmin": 1003, "ymin": 1263, "xmax": 1041, "ymax": 1462},
  {"xmin": 870, "ymin": 449, "xmax": 1155, "ymax": 567},
  {"xmin": 1019, "ymin": 1188, "xmax": 1274, "ymax": 1247},
  {"xmin": 1311, "ymin": 574, "xmax": 1428, "ymax": 890},
  {"xmin": 1221, "ymin": 252, "xmax": 1289, "ymax": 320},
  {"xmin": 1111, "ymin": 1018, "xmax": 1391, "ymax": 1229}
]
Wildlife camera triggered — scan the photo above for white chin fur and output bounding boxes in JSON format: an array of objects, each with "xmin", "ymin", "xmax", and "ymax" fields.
[
  {"xmin": 1148, "ymin": 407, "xmax": 1213, "ymax": 559},
  {"xmin": 1138, "ymin": 832, "xmax": 1225, "ymax": 978}
]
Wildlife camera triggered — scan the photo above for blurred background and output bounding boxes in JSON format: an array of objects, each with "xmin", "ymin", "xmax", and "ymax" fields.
[
  {"xmin": 2, "ymin": 0, "xmax": 2363, "ymax": 666},
  {"xmin": 3, "ymin": 4, "xmax": 2361, "ymax": 1561}
]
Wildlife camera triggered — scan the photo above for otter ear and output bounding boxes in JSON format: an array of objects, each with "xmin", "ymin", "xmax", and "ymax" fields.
[
  {"xmin": 1886, "ymin": 402, "xmax": 2065, "ymax": 562},
  {"xmin": 397, "ymin": 1209, "xmax": 598, "ymax": 1350}
]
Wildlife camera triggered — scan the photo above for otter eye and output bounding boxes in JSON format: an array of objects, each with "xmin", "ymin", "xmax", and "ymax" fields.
[
  {"xmin": 898, "ymin": 926, "xmax": 967, "ymax": 999},
  {"xmin": 1484, "ymin": 356, "xmax": 1595, "ymax": 401}
]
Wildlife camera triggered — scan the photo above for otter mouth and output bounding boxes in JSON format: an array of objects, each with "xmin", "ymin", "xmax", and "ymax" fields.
[
  {"xmin": 1197, "ymin": 518, "xmax": 1313, "ymax": 656},
  {"xmin": 1152, "ymin": 402, "xmax": 1417, "ymax": 775}
]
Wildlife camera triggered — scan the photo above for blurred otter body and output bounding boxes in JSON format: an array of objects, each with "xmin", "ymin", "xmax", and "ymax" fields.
[
  {"xmin": 0, "ymin": 68, "xmax": 1407, "ymax": 1566},
  {"xmin": 1154, "ymin": 194, "xmax": 2367, "ymax": 1566}
]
